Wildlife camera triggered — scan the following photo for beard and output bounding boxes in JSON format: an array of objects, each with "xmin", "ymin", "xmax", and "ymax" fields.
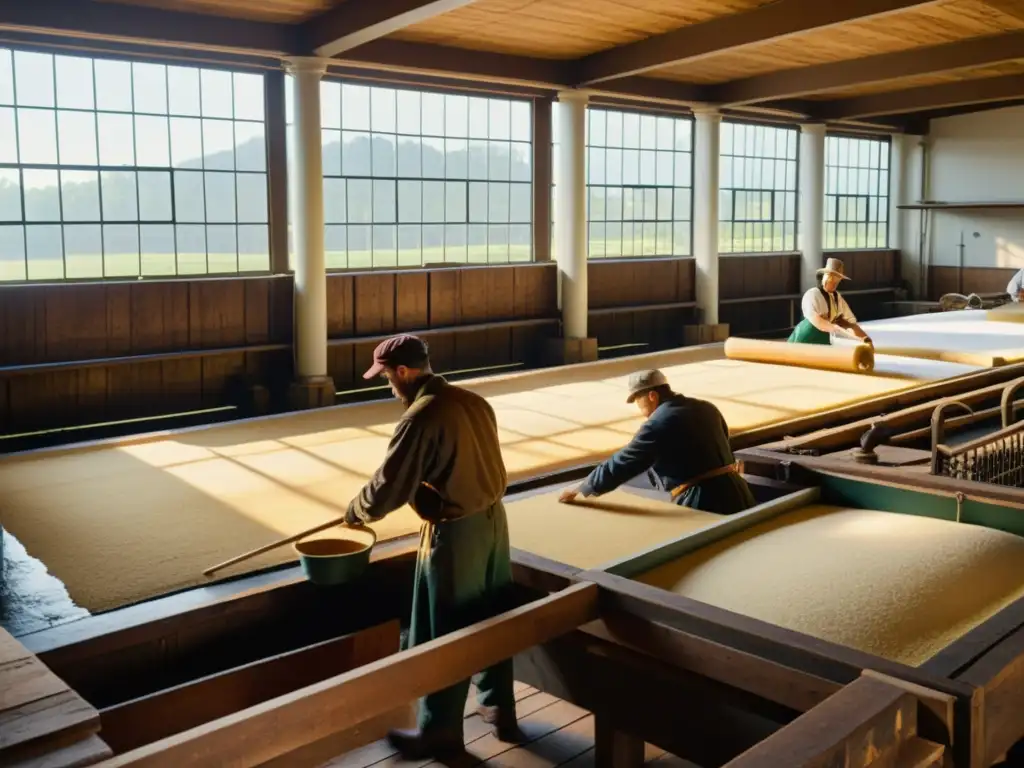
[{"xmin": 390, "ymin": 376, "xmax": 420, "ymax": 406}]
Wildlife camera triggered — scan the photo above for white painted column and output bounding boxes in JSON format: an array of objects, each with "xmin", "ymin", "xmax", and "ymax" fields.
[
  {"xmin": 889, "ymin": 132, "xmax": 928, "ymax": 295},
  {"xmin": 798, "ymin": 122, "xmax": 826, "ymax": 294},
  {"xmin": 284, "ymin": 57, "xmax": 329, "ymax": 380},
  {"xmin": 889, "ymin": 133, "xmax": 910, "ymax": 254},
  {"xmin": 692, "ymin": 108, "xmax": 721, "ymax": 325},
  {"xmin": 554, "ymin": 91, "xmax": 589, "ymax": 339}
]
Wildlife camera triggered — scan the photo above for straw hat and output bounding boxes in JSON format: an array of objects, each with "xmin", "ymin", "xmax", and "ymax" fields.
[{"xmin": 816, "ymin": 257, "xmax": 850, "ymax": 281}]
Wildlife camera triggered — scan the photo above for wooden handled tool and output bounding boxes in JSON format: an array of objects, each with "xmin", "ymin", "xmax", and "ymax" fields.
[{"xmin": 202, "ymin": 516, "xmax": 359, "ymax": 577}]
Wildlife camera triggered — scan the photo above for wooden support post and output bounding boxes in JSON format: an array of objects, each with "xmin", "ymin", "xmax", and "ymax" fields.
[
  {"xmin": 532, "ymin": 97, "xmax": 552, "ymax": 264},
  {"xmin": 265, "ymin": 69, "xmax": 289, "ymax": 276},
  {"xmin": 594, "ymin": 712, "xmax": 644, "ymax": 768},
  {"xmin": 721, "ymin": 675, "xmax": 926, "ymax": 768}
]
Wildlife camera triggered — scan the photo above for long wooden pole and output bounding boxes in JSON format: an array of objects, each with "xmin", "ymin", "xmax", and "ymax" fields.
[{"xmin": 202, "ymin": 517, "xmax": 358, "ymax": 577}]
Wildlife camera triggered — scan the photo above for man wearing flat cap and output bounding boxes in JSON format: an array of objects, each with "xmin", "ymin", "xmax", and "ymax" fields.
[
  {"xmin": 345, "ymin": 334, "xmax": 519, "ymax": 759},
  {"xmin": 559, "ymin": 369, "xmax": 755, "ymax": 514}
]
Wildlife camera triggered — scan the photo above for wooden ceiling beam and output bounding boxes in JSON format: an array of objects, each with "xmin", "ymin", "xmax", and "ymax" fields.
[
  {"xmin": 308, "ymin": 0, "xmax": 480, "ymax": 58},
  {"xmin": 0, "ymin": 0, "xmax": 298, "ymax": 56},
  {"xmin": 810, "ymin": 73, "xmax": 1024, "ymax": 119},
  {"xmin": 913, "ymin": 96, "xmax": 1024, "ymax": 120},
  {"xmin": 715, "ymin": 30, "xmax": 1024, "ymax": 105},
  {"xmin": 575, "ymin": 0, "xmax": 942, "ymax": 85},
  {"xmin": 336, "ymin": 39, "xmax": 575, "ymax": 88}
]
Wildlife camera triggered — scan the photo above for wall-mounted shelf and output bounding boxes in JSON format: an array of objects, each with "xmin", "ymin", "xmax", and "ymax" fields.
[{"xmin": 898, "ymin": 201, "xmax": 1024, "ymax": 210}]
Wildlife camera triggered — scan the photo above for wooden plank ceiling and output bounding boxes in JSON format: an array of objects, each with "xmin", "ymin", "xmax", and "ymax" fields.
[{"xmin": 10, "ymin": 0, "xmax": 1024, "ymax": 129}]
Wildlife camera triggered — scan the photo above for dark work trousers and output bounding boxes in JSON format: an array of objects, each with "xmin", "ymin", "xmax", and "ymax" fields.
[{"xmin": 407, "ymin": 500, "xmax": 516, "ymax": 738}]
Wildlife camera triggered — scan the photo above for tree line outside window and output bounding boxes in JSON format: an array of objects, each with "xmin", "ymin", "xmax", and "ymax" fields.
[
  {"xmin": 285, "ymin": 78, "xmax": 533, "ymax": 270},
  {"xmin": 0, "ymin": 42, "xmax": 891, "ymax": 284},
  {"xmin": 824, "ymin": 134, "xmax": 890, "ymax": 250},
  {"xmin": 0, "ymin": 47, "xmax": 268, "ymax": 282},
  {"xmin": 557, "ymin": 106, "xmax": 695, "ymax": 260}
]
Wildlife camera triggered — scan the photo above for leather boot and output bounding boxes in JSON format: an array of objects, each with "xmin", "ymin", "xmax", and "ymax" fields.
[
  {"xmin": 386, "ymin": 728, "xmax": 464, "ymax": 760},
  {"xmin": 477, "ymin": 706, "xmax": 526, "ymax": 743}
]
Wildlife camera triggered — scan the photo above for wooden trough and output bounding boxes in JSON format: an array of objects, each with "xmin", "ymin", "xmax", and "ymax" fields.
[
  {"xmin": 17, "ymin": 470, "xmax": 1024, "ymax": 767},
  {"xmin": 7, "ymin": 349, "xmax": 1024, "ymax": 767}
]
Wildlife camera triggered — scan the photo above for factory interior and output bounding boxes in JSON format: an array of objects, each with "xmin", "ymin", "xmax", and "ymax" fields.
[{"xmin": 7, "ymin": 0, "xmax": 1024, "ymax": 766}]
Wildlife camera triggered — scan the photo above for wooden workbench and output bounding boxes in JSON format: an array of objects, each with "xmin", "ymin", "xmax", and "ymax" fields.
[{"xmin": 0, "ymin": 626, "xmax": 110, "ymax": 766}]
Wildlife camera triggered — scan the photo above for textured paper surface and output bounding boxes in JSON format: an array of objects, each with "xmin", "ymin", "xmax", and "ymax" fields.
[
  {"xmin": 837, "ymin": 310, "xmax": 1024, "ymax": 365},
  {"xmin": 0, "ymin": 347, "xmax": 947, "ymax": 612},
  {"xmin": 505, "ymin": 488, "xmax": 721, "ymax": 570},
  {"xmin": 638, "ymin": 505, "xmax": 1024, "ymax": 666}
]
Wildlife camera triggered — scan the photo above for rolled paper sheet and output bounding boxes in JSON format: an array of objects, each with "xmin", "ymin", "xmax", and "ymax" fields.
[
  {"xmin": 870, "ymin": 346, "xmax": 1005, "ymax": 368},
  {"xmin": 723, "ymin": 336, "xmax": 875, "ymax": 373},
  {"xmin": 987, "ymin": 303, "xmax": 1024, "ymax": 323}
]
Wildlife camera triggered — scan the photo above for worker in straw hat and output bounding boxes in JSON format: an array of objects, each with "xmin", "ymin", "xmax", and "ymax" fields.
[
  {"xmin": 559, "ymin": 369, "xmax": 756, "ymax": 514},
  {"xmin": 788, "ymin": 257, "xmax": 873, "ymax": 346},
  {"xmin": 345, "ymin": 334, "xmax": 520, "ymax": 759}
]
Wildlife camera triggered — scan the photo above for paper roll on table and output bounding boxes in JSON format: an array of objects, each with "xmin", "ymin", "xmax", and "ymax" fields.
[
  {"xmin": 870, "ymin": 347, "xmax": 1005, "ymax": 368},
  {"xmin": 723, "ymin": 337, "xmax": 875, "ymax": 373},
  {"xmin": 987, "ymin": 304, "xmax": 1024, "ymax": 323}
]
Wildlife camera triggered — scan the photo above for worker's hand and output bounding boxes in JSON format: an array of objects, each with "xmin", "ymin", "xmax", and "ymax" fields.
[
  {"xmin": 559, "ymin": 486, "xmax": 580, "ymax": 503},
  {"xmin": 862, "ymin": 335, "xmax": 873, "ymax": 347}
]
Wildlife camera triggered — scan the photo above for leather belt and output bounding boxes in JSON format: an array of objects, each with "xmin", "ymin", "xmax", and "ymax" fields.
[
  {"xmin": 413, "ymin": 481, "xmax": 483, "ymax": 523},
  {"xmin": 670, "ymin": 462, "xmax": 741, "ymax": 500}
]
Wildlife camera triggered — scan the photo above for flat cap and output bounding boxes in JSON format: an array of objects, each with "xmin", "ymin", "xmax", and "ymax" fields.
[
  {"xmin": 363, "ymin": 334, "xmax": 429, "ymax": 379},
  {"xmin": 626, "ymin": 369, "xmax": 668, "ymax": 403}
]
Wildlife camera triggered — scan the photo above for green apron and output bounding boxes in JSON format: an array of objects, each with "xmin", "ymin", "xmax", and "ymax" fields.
[
  {"xmin": 788, "ymin": 288, "xmax": 838, "ymax": 345},
  {"xmin": 407, "ymin": 500, "xmax": 516, "ymax": 738}
]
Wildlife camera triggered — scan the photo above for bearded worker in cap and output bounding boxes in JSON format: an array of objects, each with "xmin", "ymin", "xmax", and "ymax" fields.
[
  {"xmin": 559, "ymin": 369, "xmax": 755, "ymax": 514},
  {"xmin": 344, "ymin": 334, "xmax": 519, "ymax": 759}
]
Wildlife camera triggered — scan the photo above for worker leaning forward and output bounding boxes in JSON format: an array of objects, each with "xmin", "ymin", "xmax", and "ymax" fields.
[
  {"xmin": 559, "ymin": 370, "xmax": 756, "ymax": 515},
  {"xmin": 345, "ymin": 334, "xmax": 521, "ymax": 760},
  {"xmin": 788, "ymin": 257, "xmax": 873, "ymax": 346}
]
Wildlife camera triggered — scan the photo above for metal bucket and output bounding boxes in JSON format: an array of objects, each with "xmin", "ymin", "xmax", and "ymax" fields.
[{"xmin": 293, "ymin": 527, "xmax": 376, "ymax": 586}]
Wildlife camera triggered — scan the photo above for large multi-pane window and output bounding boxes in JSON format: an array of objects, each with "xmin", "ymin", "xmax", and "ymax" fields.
[
  {"xmin": 824, "ymin": 134, "xmax": 889, "ymax": 249},
  {"xmin": 287, "ymin": 79, "xmax": 532, "ymax": 269},
  {"xmin": 584, "ymin": 108, "xmax": 692, "ymax": 258},
  {"xmin": 718, "ymin": 121, "xmax": 798, "ymax": 254},
  {"xmin": 0, "ymin": 48, "xmax": 268, "ymax": 282},
  {"xmin": 551, "ymin": 106, "xmax": 693, "ymax": 259}
]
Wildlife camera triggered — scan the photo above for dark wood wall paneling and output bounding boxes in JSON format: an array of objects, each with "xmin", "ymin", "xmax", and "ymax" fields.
[
  {"xmin": 0, "ymin": 278, "xmax": 293, "ymax": 434},
  {"xmin": 586, "ymin": 258, "xmax": 696, "ymax": 350},
  {"xmin": 829, "ymin": 249, "xmax": 901, "ymax": 322},
  {"xmin": 0, "ymin": 265, "xmax": 559, "ymax": 433},
  {"xmin": 0, "ymin": 251, "xmax": 901, "ymax": 435},
  {"xmin": 718, "ymin": 253, "xmax": 800, "ymax": 337},
  {"xmin": 717, "ymin": 250, "xmax": 900, "ymax": 337},
  {"xmin": 324, "ymin": 263, "xmax": 558, "ymax": 390},
  {"xmin": 832, "ymin": 249, "xmax": 899, "ymax": 288},
  {"xmin": 928, "ymin": 265, "xmax": 1016, "ymax": 299}
]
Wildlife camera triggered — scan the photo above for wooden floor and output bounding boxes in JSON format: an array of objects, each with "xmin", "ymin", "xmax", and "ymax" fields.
[{"xmin": 327, "ymin": 682, "xmax": 697, "ymax": 768}]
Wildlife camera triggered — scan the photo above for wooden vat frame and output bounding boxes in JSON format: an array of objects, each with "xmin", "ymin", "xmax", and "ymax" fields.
[
  {"xmin": 11, "ymin": 355, "xmax": 1024, "ymax": 767},
  {"xmin": 13, "ymin": 489, "xmax": 957, "ymax": 768},
  {"xmin": 614, "ymin": 462, "xmax": 1024, "ymax": 768}
]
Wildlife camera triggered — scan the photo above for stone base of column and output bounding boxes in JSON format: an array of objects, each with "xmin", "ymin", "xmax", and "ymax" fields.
[
  {"xmin": 683, "ymin": 323, "xmax": 730, "ymax": 346},
  {"xmin": 543, "ymin": 337, "xmax": 598, "ymax": 366},
  {"xmin": 287, "ymin": 375, "xmax": 336, "ymax": 410}
]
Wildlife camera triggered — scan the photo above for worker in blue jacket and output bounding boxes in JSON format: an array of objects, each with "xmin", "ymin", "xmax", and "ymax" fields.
[{"xmin": 559, "ymin": 369, "xmax": 756, "ymax": 514}]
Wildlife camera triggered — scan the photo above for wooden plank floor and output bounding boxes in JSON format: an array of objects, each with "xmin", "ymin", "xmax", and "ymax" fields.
[{"xmin": 327, "ymin": 682, "xmax": 698, "ymax": 768}]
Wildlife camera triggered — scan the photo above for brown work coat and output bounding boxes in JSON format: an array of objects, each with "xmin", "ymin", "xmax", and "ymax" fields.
[{"xmin": 345, "ymin": 374, "xmax": 508, "ymax": 524}]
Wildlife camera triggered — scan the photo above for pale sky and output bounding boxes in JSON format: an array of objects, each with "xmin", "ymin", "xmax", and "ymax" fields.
[{"xmin": 0, "ymin": 49, "xmax": 264, "ymax": 187}]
